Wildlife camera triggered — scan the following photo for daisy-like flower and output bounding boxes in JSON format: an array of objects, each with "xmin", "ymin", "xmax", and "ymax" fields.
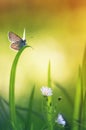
[
  {"xmin": 40, "ymin": 86, "xmax": 53, "ymax": 96},
  {"xmin": 55, "ymin": 113, "xmax": 66, "ymax": 127}
]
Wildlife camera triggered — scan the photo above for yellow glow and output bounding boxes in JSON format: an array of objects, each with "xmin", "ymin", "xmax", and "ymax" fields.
[
  {"xmin": 22, "ymin": 37, "xmax": 72, "ymax": 84},
  {"xmin": 11, "ymin": 38, "xmax": 71, "ymax": 99},
  {"xmin": 0, "ymin": 35, "xmax": 84, "ymax": 100}
]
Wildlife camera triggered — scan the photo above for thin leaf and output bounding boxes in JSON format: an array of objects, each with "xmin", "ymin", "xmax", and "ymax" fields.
[
  {"xmin": 48, "ymin": 60, "xmax": 51, "ymax": 87},
  {"xmin": 47, "ymin": 61, "xmax": 53, "ymax": 130},
  {"xmin": 81, "ymin": 45, "xmax": 86, "ymax": 129},
  {"xmin": 82, "ymin": 46, "xmax": 86, "ymax": 95},
  {"xmin": 72, "ymin": 67, "xmax": 82, "ymax": 130},
  {"xmin": 24, "ymin": 85, "xmax": 35, "ymax": 130}
]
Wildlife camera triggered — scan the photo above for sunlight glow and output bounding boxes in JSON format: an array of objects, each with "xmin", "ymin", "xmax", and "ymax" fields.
[
  {"xmin": 11, "ymin": 38, "xmax": 71, "ymax": 98},
  {"xmin": 23, "ymin": 37, "xmax": 71, "ymax": 83}
]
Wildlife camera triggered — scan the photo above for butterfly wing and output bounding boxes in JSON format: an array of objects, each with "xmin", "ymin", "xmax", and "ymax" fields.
[
  {"xmin": 8, "ymin": 32, "xmax": 22, "ymax": 43},
  {"xmin": 8, "ymin": 32, "xmax": 26, "ymax": 50},
  {"xmin": 11, "ymin": 41, "xmax": 21, "ymax": 50}
]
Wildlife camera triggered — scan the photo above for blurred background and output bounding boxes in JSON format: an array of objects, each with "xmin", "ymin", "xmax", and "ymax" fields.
[{"xmin": 0, "ymin": 0, "xmax": 86, "ymax": 108}]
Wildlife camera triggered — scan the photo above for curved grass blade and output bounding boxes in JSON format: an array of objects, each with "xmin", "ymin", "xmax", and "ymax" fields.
[{"xmin": 9, "ymin": 45, "xmax": 30, "ymax": 130}]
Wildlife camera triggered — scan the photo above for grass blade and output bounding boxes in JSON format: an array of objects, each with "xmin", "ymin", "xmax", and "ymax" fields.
[
  {"xmin": 82, "ymin": 46, "xmax": 86, "ymax": 98},
  {"xmin": 24, "ymin": 85, "xmax": 35, "ymax": 130},
  {"xmin": 9, "ymin": 45, "xmax": 30, "ymax": 130},
  {"xmin": 81, "ymin": 45, "xmax": 86, "ymax": 130},
  {"xmin": 47, "ymin": 61, "xmax": 52, "ymax": 106},
  {"xmin": 47, "ymin": 61, "xmax": 53, "ymax": 130},
  {"xmin": 72, "ymin": 68, "xmax": 82, "ymax": 130}
]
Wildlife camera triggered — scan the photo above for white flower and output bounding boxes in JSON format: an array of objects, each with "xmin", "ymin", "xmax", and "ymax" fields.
[
  {"xmin": 40, "ymin": 86, "xmax": 53, "ymax": 96},
  {"xmin": 55, "ymin": 113, "xmax": 66, "ymax": 127}
]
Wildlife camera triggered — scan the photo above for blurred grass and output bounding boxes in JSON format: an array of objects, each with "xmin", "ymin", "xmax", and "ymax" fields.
[
  {"xmin": 24, "ymin": 85, "xmax": 35, "ymax": 130},
  {"xmin": 72, "ymin": 68, "xmax": 82, "ymax": 130},
  {"xmin": 47, "ymin": 61, "xmax": 53, "ymax": 130},
  {"xmin": 71, "ymin": 46, "xmax": 86, "ymax": 130},
  {"xmin": 81, "ymin": 46, "xmax": 86, "ymax": 130}
]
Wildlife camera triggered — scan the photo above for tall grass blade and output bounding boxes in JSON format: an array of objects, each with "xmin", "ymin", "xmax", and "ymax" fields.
[
  {"xmin": 9, "ymin": 45, "xmax": 30, "ymax": 130},
  {"xmin": 48, "ymin": 60, "xmax": 51, "ymax": 87},
  {"xmin": 72, "ymin": 46, "xmax": 86, "ymax": 130},
  {"xmin": 81, "ymin": 45, "xmax": 86, "ymax": 130},
  {"xmin": 82, "ymin": 46, "xmax": 86, "ymax": 98},
  {"xmin": 47, "ymin": 61, "xmax": 53, "ymax": 130},
  {"xmin": 72, "ymin": 68, "xmax": 82, "ymax": 130}
]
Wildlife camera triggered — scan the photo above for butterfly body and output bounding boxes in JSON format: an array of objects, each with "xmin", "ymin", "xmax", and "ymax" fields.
[{"xmin": 8, "ymin": 31, "xmax": 26, "ymax": 50}]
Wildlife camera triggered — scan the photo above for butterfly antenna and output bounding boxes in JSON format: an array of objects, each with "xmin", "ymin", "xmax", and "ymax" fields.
[{"xmin": 22, "ymin": 28, "xmax": 26, "ymax": 40}]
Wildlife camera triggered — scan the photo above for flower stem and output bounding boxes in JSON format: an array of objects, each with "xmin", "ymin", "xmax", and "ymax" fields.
[{"xmin": 47, "ymin": 61, "xmax": 53, "ymax": 130}]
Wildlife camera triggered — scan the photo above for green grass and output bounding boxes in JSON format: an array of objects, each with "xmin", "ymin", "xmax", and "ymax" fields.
[
  {"xmin": 0, "ymin": 7, "xmax": 85, "ymax": 130},
  {"xmin": 0, "ymin": 36, "xmax": 86, "ymax": 130},
  {"xmin": 3, "ymin": 45, "xmax": 85, "ymax": 130},
  {"xmin": 24, "ymin": 85, "xmax": 35, "ymax": 130},
  {"xmin": 72, "ymin": 68, "xmax": 82, "ymax": 130},
  {"xmin": 71, "ymin": 46, "xmax": 86, "ymax": 130}
]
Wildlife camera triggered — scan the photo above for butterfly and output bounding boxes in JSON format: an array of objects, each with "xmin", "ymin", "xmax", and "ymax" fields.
[{"xmin": 8, "ymin": 29, "xmax": 26, "ymax": 50}]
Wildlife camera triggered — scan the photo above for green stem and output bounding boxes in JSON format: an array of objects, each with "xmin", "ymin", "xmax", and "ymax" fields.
[
  {"xmin": 47, "ymin": 61, "xmax": 53, "ymax": 130},
  {"xmin": 47, "ymin": 61, "xmax": 51, "ymax": 106},
  {"xmin": 9, "ymin": 45, "xmax": 30, "ymax": 129}
]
